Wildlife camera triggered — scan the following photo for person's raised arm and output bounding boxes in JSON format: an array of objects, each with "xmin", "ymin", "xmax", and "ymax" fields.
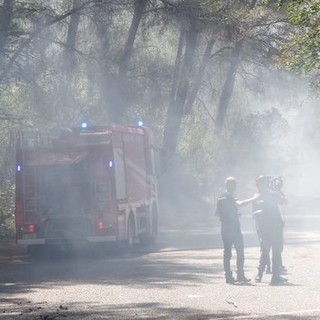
[
  {"xmin": 237, "ymin": 194, "xmax": 259, "ymax": 207},
  {"xmin": 214, "ymin": 199, "xmax": 221, "ymax": 217}
]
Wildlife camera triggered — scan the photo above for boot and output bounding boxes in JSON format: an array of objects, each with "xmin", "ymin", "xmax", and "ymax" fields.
[
  {"xmin": 270, "ymin": 276, "xmax": 288, "ymax": 286},
  {"xmin": 225, "ymin": 272, "xmax": 235, "ymax": 284},
  {"xmin": 237, "ymin": 272, "xmax": 251, "ymax": 283},
  {"xmin": 237, "ymin": 275, "xmax": 251, "ymax": 283},
  {"xmin": 255, "ymin": 272, "xmax": 263, "ymax": 282}
]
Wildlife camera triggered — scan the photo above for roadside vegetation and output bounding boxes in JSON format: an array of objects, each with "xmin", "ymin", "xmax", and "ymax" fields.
[{"xmin": 0, "ymin": 0, "xmax": 320, "ymax": 238}]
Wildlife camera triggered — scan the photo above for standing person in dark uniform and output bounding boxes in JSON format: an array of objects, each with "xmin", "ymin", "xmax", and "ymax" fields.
[
  {"xmin": 253, "ymin": 175, "xmax": 288, "ymax": 285},
  {"xmin": 215, "ymin": 177, "xmax": 256, "ymax": 284}
]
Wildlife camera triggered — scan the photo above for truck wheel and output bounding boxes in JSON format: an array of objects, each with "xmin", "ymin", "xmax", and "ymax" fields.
[
  {"xmin": 139, "ymin": 206, "xmax": 158, "ymax": 245},
  {"xmin": 127, "ymin": 215, "xmax": 135, "ymax": 250},
  {"xmin": 151, "ymin": 206, "xmax": 158, "ymax": 239}
]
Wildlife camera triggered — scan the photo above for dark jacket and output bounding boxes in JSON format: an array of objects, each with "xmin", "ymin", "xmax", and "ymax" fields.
[
  {"xmin": 215, "ymin": 192, "xmax": 240, "ymax": 229},
  {"xmin": 252, "ymin": 191, "xmax": 284, "ymax": 232}
]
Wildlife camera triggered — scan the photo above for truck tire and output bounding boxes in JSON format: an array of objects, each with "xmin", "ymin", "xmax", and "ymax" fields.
[
  {"xmin": 139, "ymin": 205, "xmax": 158, "ymax": 245},
  {"xmin": 127, "ymin": 215, "xmax": 135, "ymax": 250}
]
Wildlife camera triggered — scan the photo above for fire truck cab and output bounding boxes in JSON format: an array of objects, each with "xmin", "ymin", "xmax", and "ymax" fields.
[{"xmin": 15, "ymin": 123, "xmax": 159, "ymax": 253}]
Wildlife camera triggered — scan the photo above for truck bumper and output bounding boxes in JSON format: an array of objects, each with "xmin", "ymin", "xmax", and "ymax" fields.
[
  {"xmin": 87, "ymin": 236, "xmax": 117, "ymax": 242},
  {"xmin": 17, "ymin": 236, "xmax": 117, "ymax": 246},
  {"xmin": 17, "ymin": 238, "xmax": 45, "ymax": 246}
]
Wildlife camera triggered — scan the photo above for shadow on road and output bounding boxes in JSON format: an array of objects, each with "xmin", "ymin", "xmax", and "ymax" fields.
[{"xmin": 1, "ymin": 299, "xmax": 320, "ymax": 320}]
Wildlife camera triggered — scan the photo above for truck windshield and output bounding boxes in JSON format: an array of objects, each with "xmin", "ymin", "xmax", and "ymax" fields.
[{"xmin": 36, "ymin": 161, "xmax": 92, "ymax": 216}]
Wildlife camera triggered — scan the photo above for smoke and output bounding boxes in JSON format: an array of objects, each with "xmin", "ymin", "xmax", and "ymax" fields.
[{"xmin": 159, "ymin": 70, "xmax": 320, "ymax": 228}]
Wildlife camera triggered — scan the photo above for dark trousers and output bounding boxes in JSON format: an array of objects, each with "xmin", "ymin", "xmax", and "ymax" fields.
[
  {"xmin": 221, "ymin": 226, "xmax": 245, "ymax": 278},
  {"xmin": 258, "ymin": 228, "xmax": 283, "ymax": 279}
]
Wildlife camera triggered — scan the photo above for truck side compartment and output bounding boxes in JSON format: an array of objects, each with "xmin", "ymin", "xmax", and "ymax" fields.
[{"xmin": 15, "ymin": 125, "xmax": 159, "ymax": 253}]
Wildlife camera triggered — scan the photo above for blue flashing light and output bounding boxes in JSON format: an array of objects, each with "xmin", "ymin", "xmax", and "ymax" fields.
[
  {"xmin": 81, "ymin": 121, "xmax": 88, "ymax": 129},
  {"xmin": 17, "ymin": 165, "xmax": 21, "ymax": 172},
  {"xmin": 109, "ymin": 161, "xmax": 113, "ymax": 168},
  {"xmin": 138, "ymin": 121, "xmax": 143, "ymax": 126}
]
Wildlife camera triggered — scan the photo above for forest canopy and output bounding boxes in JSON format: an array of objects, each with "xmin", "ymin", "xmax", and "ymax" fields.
[{"xmin": 0, "ymin": 0, "xmax": 319, "ymax": 236}]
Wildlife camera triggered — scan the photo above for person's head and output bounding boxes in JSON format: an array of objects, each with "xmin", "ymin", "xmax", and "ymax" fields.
[
  {"xmin": 256, "ymin": 175, "xmax": 269, "ymax": 193},
  {"xmin": 225, "ymin": 177, "xmax": 237, "ymax": 193}
]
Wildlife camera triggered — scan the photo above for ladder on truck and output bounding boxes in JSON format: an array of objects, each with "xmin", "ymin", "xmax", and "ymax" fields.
[{"xmin": 18, "ymin": 131, "xmax": 56, "ymax": 223}]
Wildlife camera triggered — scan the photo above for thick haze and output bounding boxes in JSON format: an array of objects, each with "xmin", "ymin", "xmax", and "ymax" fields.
[{"xmin": 1, "ymin": 1, "xmax": 320, "ymax": 239}]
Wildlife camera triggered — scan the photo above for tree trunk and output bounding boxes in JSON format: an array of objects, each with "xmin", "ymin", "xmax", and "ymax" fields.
[
  {"xmin": 91, "ymin": 3, "xmax": 111, "ymax": 121},
  {"xmin": 62, "ymin": 0, "xmax": 81, "ymax": 73},
  {"xmin": 163, "ymin": 25, "xmax": 197, "ymax": 157},
  {"xmin": 214, "ymin": 42, "xmax": 242, "ymax": 134},
  {"xmin": 55, "ymin": 0, "xmax": 82, "ymax": 124},
  {"xmin": 118, "ymin": 0, "xmax": 147, "ymax": 79},
  {"xmin": 184, "ymin": 36, "xmax": 215, "ymax": 114},
  {"xmin": 108, "ymin": 0, "xmax": 147, "ymax": 123},
  {"xmin": 0, "ymin": 0, "xmax": 15, "ymax": 53},
  {"xmin": 169, "ymin": 29, "xmax": 185, "ymax": 105},
  {"xmin": 214, "ymin": 0, "xmax": 256, "ymax": 133}
]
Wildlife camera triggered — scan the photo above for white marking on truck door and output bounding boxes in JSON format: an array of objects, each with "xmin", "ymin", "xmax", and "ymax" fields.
[{"xmin": 113, "ymin": 148, "xmax": 127, "ymax": 201}]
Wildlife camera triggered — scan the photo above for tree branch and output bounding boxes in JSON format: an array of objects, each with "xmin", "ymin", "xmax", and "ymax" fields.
[{"xmin": 0, "ymin": 0, "xmax": 93, "ymax": 83}]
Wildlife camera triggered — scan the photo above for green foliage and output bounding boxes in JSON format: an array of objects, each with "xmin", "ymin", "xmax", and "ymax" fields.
[
  {"xmin": 231, "ymin": 108, "xmax": 291, "ymax": 172},
  {"xmin": 0, "ymin": 180, "xmax": 15, "ymax": 239},
  {"xmin": 178, "ymin": 107, "xmax": 291, "ymax": 196},
  {"xmin": 278, "ymin": 1, "xmax": 320, "ymax": 87},
  {"xmin": 0, "ymin": 0, "xmax": 315, "ymax": 230}
]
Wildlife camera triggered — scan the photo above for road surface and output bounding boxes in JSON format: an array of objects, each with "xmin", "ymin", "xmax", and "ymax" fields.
[{"xmin": 1, "ymin": 212, "xmax": 320, "ymax": 319}]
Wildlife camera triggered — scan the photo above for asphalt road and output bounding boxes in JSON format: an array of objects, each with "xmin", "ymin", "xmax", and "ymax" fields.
[{"xmin": 1, "ymin": 211, "xmax": 320, "ymax": 320}]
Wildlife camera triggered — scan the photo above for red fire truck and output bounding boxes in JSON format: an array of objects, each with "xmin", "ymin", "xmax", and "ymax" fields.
[{"xmin": 15, "ymin": 123, "xmax": 160, "ymax": 254}]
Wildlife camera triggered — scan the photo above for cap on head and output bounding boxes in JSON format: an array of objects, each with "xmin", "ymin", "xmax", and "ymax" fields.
[
  {"xmin": 225, "ymin": 176, "xmax": 237, "ymax": 192},
  {"xmin": 256, "ymin": 175, "xmax": 269, "ymax": 191}
]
